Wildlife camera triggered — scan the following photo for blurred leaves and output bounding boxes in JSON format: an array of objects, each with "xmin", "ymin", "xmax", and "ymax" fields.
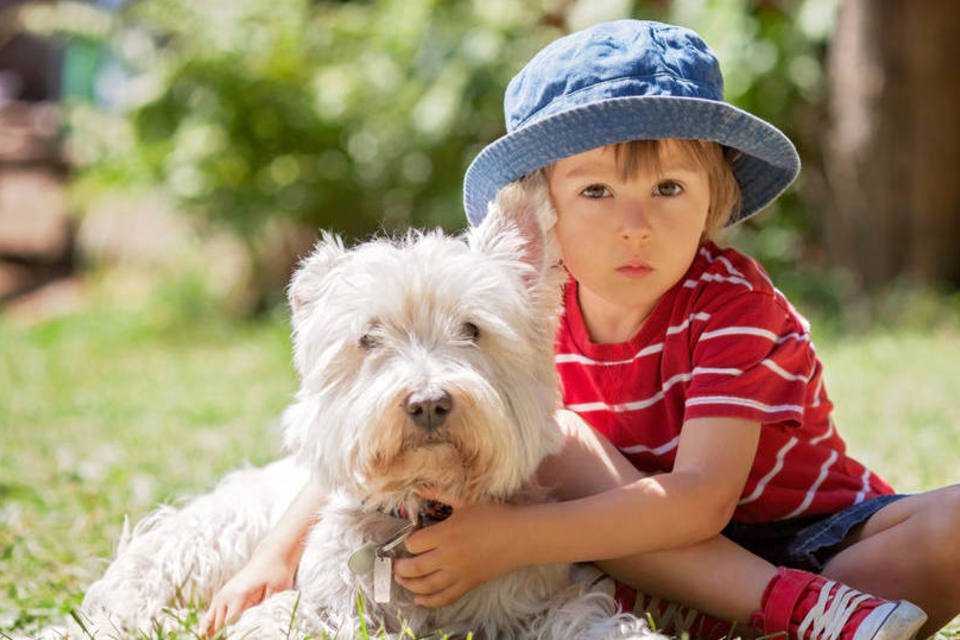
[{"xmin": 57, "ymin": 0, "xmax": 563, "ymax": 241}]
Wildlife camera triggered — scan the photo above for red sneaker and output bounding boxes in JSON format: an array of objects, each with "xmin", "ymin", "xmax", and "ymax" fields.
[
  {"xmin": 615, "ymin": 583, "xmax": 745, "ymax": 640},
  {"xmin": 751, "ymin": 568, "xmax": 927, "ymax": 640}
]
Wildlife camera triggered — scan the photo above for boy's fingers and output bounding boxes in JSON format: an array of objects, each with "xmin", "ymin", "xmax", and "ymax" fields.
[
  {"xmin": 204, "ymin": 607, "xmax": 221, "ymax": 637},
  {"xmin": 395, "ymin": 570, "xmax": 452, "ymax": 596},
  {"xmin": 225, "ymin": 600, "xmax": 244, "ymax": 626},
  {"xmin": 413, "ymin": 583, "xmax": 466, "ymax": 608},
  {"xmin": 400, "ymin": 527, "xmax": 438, "ymax": 555},
  {"xmin": 207, "ymin": 604, "xmax": 223, "ymax": 631},
  {"xmin": 393, "ymin": 551, "xmax": 440, "ymax": 578}
]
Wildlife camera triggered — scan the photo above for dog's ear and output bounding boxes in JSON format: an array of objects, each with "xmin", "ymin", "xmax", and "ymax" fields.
[
  {"xmin": 469, "ymin": 172, "xmax": 559, "ymax": 284},
  {"xmin": 287, "ymin": 232, "xmax": 347, "ymax": 314}
]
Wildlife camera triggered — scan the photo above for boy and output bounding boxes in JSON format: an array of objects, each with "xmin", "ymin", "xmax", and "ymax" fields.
[{"xmin": 208, "ymin": 20, "xmax": 960, "ymax": 640}]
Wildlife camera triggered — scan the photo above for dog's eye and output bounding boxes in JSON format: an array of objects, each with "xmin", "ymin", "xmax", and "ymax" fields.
[
  {"xmin": 358, "ymin": 333, "xmax": 381, "ymax": 350},
  {"xmin": 460, "ymin": 322, "xmax": 480, "ymax": 342}
]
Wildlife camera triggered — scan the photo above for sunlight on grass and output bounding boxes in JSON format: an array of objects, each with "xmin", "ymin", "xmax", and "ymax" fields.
[
  {"xmin": 1, "ymin": 276, "xmax": 296, "ymax": 634},
  {"xmin": 816, "ymin": 327, "xmax": 960, "ymax": 492}
]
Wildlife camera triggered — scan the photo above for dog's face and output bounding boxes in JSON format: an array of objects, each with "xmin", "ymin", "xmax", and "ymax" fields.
[{"xmin": 283, "ymin": 177, "xmax": 563, "ymax": 507}]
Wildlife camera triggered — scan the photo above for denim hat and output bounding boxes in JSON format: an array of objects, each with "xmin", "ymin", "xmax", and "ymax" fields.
[{"xmin": 463, "ymin": 19, "xmax": 800, "ymax": 226}]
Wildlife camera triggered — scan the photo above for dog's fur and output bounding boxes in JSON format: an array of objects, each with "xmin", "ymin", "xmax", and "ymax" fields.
[{"xmin": 70, "ymin": 178, "xmax": 659, "ymax": 639}]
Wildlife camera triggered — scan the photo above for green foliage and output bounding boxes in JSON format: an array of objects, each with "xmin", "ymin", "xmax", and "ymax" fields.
[{"xmin": 65, "ymin": 0, "xmax": 562, "ymax": 240}]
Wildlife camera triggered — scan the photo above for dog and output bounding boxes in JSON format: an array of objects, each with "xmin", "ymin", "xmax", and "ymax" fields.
[{"xmin": 69, "ymin": 177, "xmax": 659, "ymax": 639}]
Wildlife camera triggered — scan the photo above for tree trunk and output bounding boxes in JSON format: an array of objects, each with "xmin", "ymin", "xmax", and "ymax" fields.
[{"xmin": 823, "ymin": 0, "xmax": 960, "ymax": 291}]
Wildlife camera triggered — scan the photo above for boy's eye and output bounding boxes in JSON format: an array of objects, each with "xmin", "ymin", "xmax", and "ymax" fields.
[
  {"xmin": 653, "ymin": 180, "xmax": 684, "ymax": 197},
  {"xmin": 580, "ymin": 184, "xmax": 611, "ymax": 199}
]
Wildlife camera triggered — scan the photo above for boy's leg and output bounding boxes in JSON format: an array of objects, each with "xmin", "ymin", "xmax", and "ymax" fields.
[
  {"xmin": 819, "ymin": 485, "xmax": 960, "ymax": 637},
  {"xmin": 599, "ymin": 533, "xmax": 773, "ymax": 623},
  {"xmin": 544, "ymin": 411, "xmax": 928, "ymax": 640}
]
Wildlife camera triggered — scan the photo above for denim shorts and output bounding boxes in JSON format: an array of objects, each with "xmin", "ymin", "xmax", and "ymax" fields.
[{"xmin": 721, "ymin": 494, "xmax": 907, "ymax": 572}]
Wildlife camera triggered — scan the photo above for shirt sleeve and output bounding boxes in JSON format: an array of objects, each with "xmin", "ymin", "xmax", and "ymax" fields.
[{"xmin": 683, "ymin": 289, "xmax": 815, "ymax": 427}]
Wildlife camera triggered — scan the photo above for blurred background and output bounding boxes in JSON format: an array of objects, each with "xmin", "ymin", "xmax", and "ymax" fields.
[{"xmin": 1, "ymin": 0, "xmax": 959, "ymax": 637}]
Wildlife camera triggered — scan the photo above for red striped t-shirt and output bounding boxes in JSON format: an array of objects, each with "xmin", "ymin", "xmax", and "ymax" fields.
[{"xmin": 555, "ymin": 242, "xmax": 894, "ymax": 523}]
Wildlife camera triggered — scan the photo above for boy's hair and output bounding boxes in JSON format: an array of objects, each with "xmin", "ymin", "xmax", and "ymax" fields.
[{"xmin": 611, "ymin": 139, "xmax": 742, "ymax": 237}]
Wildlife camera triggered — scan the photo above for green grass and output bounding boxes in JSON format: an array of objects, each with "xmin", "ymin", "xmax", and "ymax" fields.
[
  {"xmin": 1, "ymin": 274, "xmax": 297, "ymax": 635},
  {"xmin": 1, "ymin": 273, "xmax": 958, "ymax": 638}
]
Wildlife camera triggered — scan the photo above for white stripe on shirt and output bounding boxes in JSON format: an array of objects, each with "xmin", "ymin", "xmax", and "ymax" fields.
[
  {"xmin": 716, "ymin": 255, "xmax": 746, "ymax": 278},
  {"xmin": 780, "ymin": 450, "xmax": 839, "ymax": 519},
  {"xmin": 681, "ymin": 272, "xmax": 753, "ymax": 291},
  {"xmin": 692, "ymin": 366, "xmax": 743, "ymax": 376},
  {"xmin": 810, "ymin": 377, "xmax": 824, "ymax": 408},
  {"xmin": 761, "ymin": 358, "xmax": 811, "ymax": 382},
  {"xmin": 699, "ymin": 326, "xmax": 780, "ymax": 342},
  {"xmin": 739, "ymin": 437, "xmax": 798, "ymax": 506},
  {"xmin": 809, "ymin": 417, "xmax": 836, "ymax": 445},
  {"xmin": 854, "ymin": 468, "xmax": 872, "ymax": 504},
  {"xmin": 621, "ymin": 435, "xmax": 681, "ymax": 456},
  {"xmin": 555, "ymin": 313, "xmax": 710, "ymax": 367},
  {"xmin": 566, "ymin": 372, "xmax": 693, "ymax": 413},
  {"xmin": 666, "ymin": 312, "xmax": 712, "ymax": 335},
  {"xmin": 699, "ymin": 272, "xmax": 754, "ymax": 290},
  {"xmin": 554, "ymin": 343, "xmax": 663, "ymax": 366},
  {"xmin": 686, "ymin": 396, "xmax": 805, "ymax": 415}
]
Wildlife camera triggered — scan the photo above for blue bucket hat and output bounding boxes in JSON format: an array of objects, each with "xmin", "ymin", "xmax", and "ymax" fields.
[{"xmin": 463, "ymin": 19, "xmax": 800, "ymax": 226}]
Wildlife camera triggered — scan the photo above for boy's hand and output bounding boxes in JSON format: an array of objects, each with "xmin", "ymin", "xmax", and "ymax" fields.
[
  {"xmin": 202, "ymin": 544, "xmax": 298, "ymax": 636},
  {"xmin": 393, "ymin": 492, "xmax": 525, "ymax": 608}
]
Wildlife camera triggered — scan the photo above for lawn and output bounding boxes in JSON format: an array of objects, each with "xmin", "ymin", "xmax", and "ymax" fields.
[{"xmin": 1, "ymin": 272, "xmax": 958, "ymax": 638}]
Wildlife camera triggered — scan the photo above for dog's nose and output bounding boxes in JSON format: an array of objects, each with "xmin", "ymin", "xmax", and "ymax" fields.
[{"xmin": 405, "ymin": 390, "xmax": 453, "ymax": 431}]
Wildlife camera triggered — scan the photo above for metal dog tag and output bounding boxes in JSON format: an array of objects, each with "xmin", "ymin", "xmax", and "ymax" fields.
[
  {"xmin": 347, "ymin": 542, "xmax": 377, "ymax": 575},
  {"xmin": 373, "ymin": 555, "xmax": 392, "ymax": 603},
  {"xmin": 379, "ymin": 521, "xmax": 415, "ymax": 555},
  {"xmin": 347, "ymin": 521, "xmax": 413, "ymax": 577}
]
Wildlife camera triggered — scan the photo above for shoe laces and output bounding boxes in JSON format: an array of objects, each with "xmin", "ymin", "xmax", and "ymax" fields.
[
  {"xmin": 796, "ymin": 580, "xmax": 872, "ymax": 640},
  {"xmin": 643, "ymin": 595, "xmax": 701, "ymax": 634}
]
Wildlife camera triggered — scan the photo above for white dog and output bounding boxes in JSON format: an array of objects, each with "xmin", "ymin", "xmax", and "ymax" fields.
[{"xmin": 70, "ymin": 178, "xmax": 659, "ymax": 640}]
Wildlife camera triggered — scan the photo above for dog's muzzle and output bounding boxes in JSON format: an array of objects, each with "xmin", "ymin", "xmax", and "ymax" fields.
[{"xmin": 404, "ymin": 389, "xmax": 453, "ymax": 431}]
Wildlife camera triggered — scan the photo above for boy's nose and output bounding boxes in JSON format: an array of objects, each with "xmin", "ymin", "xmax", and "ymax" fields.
[{"xmin": 617, "ymin": 203, "xmax": 653, "ymax": 241}]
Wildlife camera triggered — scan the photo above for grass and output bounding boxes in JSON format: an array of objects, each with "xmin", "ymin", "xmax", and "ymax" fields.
[
  {"xmin": 1, "ymin": 272, "xmax": 296, "ymax": 636},
  {"xmin": 1, "ymin": 270, "xmax": 958, "ymax": 638}
]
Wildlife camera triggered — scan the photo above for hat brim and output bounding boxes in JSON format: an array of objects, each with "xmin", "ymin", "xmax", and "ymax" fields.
[{"xmin": 463, "ymin": 96, "xmax": 800, "ymax": 226}]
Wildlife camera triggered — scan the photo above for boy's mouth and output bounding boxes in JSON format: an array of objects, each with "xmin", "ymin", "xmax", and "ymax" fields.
[{"xmin": 617, "ymin": 260, "xmax": 653, "ymax": 279}]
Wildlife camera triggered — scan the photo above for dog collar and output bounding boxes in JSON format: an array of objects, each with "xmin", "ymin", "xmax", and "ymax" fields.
[
  {"xmin": 385, "ymin": 499, "xmax": 453, "ymax": 526},
  {"xmin": 347, "ymin": 500, "xmax": 453, "ymax": 577}
]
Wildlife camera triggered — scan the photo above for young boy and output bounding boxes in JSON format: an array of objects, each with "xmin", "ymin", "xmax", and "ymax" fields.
[{"xmin": 207, "ymin": 20, "xmax": 960, "ymax": 640}]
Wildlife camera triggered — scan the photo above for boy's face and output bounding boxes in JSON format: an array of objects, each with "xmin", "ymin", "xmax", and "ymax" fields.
[{"xmin": 547, "ymin": 141, "xmax": 710, "ymax": 342}]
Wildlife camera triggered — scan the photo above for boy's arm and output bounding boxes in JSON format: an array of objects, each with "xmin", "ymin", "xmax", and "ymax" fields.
[
  {"xmin": 204, "ymin": 476, "xmax": 327, "ymax": 636},
  {"xmin": 394, "ymin": 415, "xmax": 759, "ymax": 607}
]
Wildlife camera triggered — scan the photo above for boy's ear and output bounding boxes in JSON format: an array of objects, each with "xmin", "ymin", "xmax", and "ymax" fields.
[
  {"xmin": 287, "ymin": 232, "xmax": 347, "ymax": 315},
  {"xmin": 469, "ymin": 173, "xmax": 558, "ymax": 284}
]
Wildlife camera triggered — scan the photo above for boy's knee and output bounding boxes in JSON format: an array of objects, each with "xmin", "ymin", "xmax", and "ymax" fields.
[{"xmin": 916, "ymin": 486, "xmax": 960, "ymax": 578}]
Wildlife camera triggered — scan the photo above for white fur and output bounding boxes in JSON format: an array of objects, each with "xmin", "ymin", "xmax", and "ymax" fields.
[{"xmin": 68, "ymin": 178, "xmax": 660, "ymax": 640}]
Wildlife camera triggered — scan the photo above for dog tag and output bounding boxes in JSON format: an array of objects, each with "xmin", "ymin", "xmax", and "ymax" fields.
[
  {"xmin": 347, "ymin": 542, "xmax": 377, "ymax": 575},
  {"xmin": 379, "ymin": 521, "xmax": 415, "ymax": 556},
  {"xmin": 373, "ymin": 555, "xmax": 392, "ymax": 603}
]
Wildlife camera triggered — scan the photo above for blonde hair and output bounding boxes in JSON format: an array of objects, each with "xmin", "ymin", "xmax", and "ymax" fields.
[{"xmin": 611, "ymin": 139, "xmax": 741, "ymax": 237}]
